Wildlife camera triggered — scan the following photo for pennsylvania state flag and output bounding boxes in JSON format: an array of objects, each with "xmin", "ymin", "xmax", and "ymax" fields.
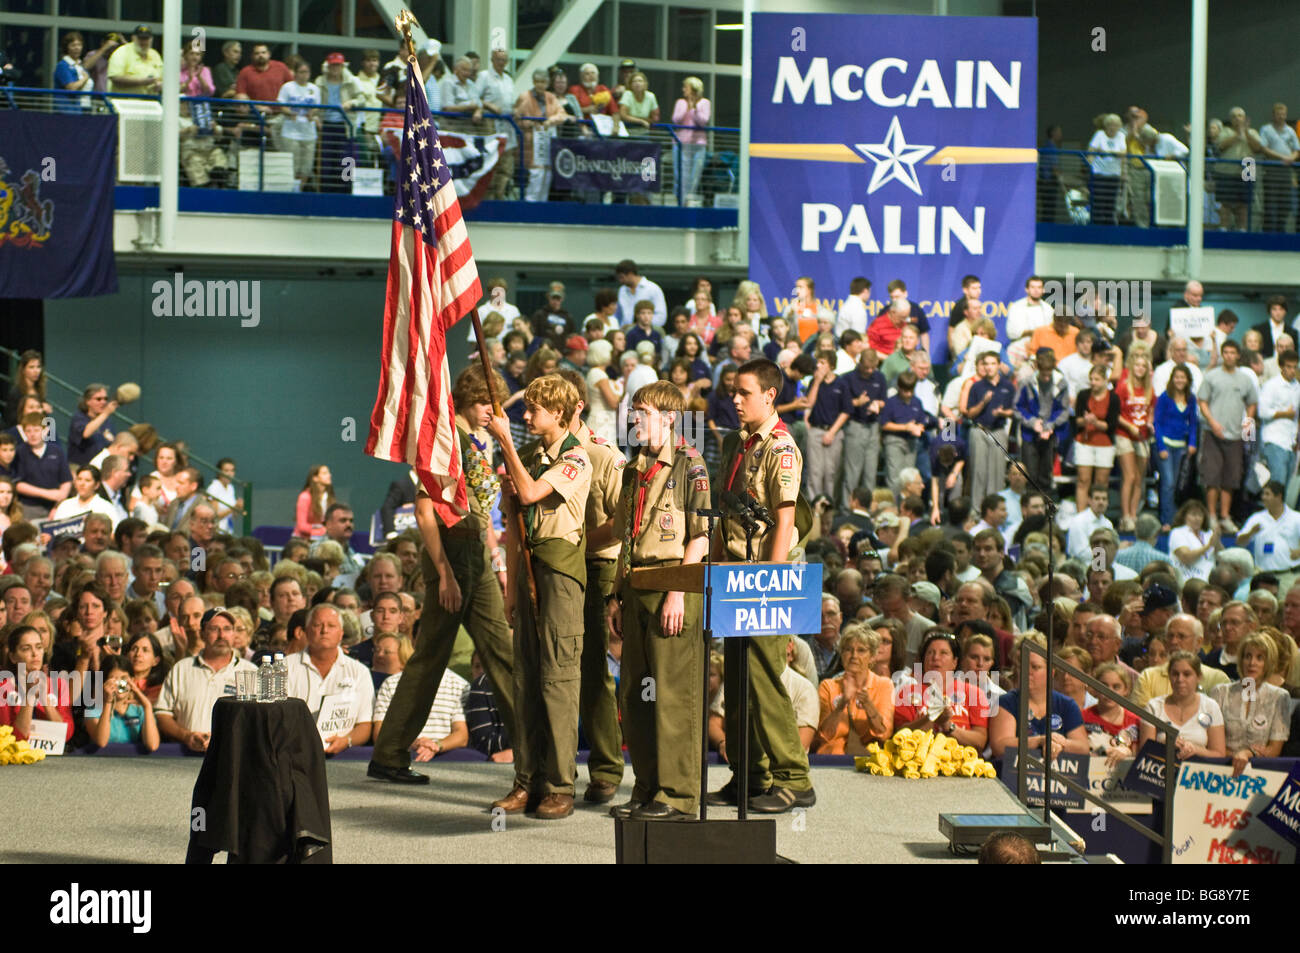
[{"xmin": 0, "ymin": 112, "xmax": 118, "ymax": 298}]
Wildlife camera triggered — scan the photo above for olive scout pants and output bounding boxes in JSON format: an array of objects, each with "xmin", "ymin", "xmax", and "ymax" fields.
[
  {"xmin": 514, "ymin": 560, "xmax": 584, "ymax": 797},
  {"xmin": 619, "ymin": 586, "xmax": 704, "ymax": 814},
  {"xmin": 582, "ymin": 558, "xmax": 624, "ymax": 787},
  {"xmin": 723, "ymin": 633, "xmax": 812, "ymax": 793},
  {"xmin": 373, "ymin": 539, "xmax": 517, "ymax": 772}
]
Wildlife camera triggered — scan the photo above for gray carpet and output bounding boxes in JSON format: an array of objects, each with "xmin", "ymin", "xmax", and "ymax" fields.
[{"xmin": 3, "ymin": 756, "xmax": 1036, "ymax": 864}]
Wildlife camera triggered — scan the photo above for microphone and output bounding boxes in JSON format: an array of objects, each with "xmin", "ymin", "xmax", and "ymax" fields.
[
  {"xmin": 743, "ymin": 492, "xmax": 775, "ymax": 527},
  {"xmin": 720, "ymin": 491, "xmax": 759, "ymax": 532}
]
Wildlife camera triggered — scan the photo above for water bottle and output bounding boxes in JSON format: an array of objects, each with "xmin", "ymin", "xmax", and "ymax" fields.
[
  {"xmin": 272, "ymin": 653, "xmax": 287, "ymax": 702},
  {"xmin": 257, "ymin": 655, "xmax": 275, "ymax": 703}
]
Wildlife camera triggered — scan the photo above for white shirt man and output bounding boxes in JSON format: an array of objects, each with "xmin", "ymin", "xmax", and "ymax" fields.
[
  {"xmin": 1006, "ymin": 278, "xmax": 1055, "ymax": 344},
  {"xmin": 1237, "ymin": 484, "xmax": 1300, "ymax": 572},
  {"xmin": 374, "ymin": 667, "xmax": 469, "ymax": 744},
  {"xmin": 616, "ymin": 270, "xmax": 668, "ymax": 328},
  {"xmin": 1066, "ymin": 490, "xmax": 1114, "ymax": 562},
  {"xmin": 835, "ymin": 284, "xmax": 870, "ymax": 337},
  {"xmin": 286, "ymin": 605, "xmax": 376, "ymax": 751},
  {"xmin": 155, "ymin": 609, "xmax": 259, "ymax": 746},
  {"xmin": 1153, "ymin": 349, "xmax": 1205, "ymax": 397},
  {"xmin": 1259, "ymin": 361, "xmax": 1300, "ymax": 456}
]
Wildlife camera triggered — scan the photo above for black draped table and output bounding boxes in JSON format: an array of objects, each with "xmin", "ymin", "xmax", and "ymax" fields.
[{"xmin": 186, "ymin": 697, "xmax": 332, "ymax": 864}]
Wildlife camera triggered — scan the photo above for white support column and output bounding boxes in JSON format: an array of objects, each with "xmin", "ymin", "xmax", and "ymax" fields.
[
  {"xmin": 737, "ymin": 0, "xmax": 752, "ymax": 267},
  {"xmin": 159, "ymin": 0, "xmax": 181, "ymax": 250},
  {"xmin": 1187, "ymin": 0, "xmax": 1208, "ymax": 278},
  {"xmin": 512, "ymin": 0, "xmax": 605, "ymax": 98}
]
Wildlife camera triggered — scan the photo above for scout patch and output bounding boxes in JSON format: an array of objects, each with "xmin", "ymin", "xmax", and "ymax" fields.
[
  {"xmin": 780, "ymin": 453, "xmax": 794, "ymax": 469},
  {"xmin": 665, "ymin": 479, "xmax": 675, "ymax": 489},
  {"xmin": 694, "ymin": 479, "xmax": 708, "ymax": 491},
  {"xmin": 687, "ymin": 465, "xmax": 707, "ymax": 480},
  {"xmin": 659, "ymin": 513, "xmax": 673, "ymax": 530},
  {"xmin": 561, "ymin": 451, "xmax": 587, "ymax": 469},
  {"xmin": 562, "ymin": 465, "xmax": 578, "ymax": 480}
]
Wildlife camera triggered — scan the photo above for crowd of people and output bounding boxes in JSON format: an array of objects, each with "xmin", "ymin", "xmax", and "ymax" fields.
[
  {"xmin": 1043, "ymin": 102, "xmax": 1300, "ymax": 231},
  {"xmin": 44, "ymin": 26, "xmax": 718, "ymax": 201},
  {"xmin": 3, "ymin": 257, "xmax": 1299, "ymax": 809}
]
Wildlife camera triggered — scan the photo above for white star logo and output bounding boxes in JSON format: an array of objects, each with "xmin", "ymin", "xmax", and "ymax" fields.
[
  {"xmin": 854, "ymin": 116, "xmax": 933, "ymax": 196},
  {"xmin": 431, "ymin": 157, "xmax": 443, "ymax": 171},
  {"xmin": 416, "ymin": 137, "xmax": 427, "ymax": 150}
]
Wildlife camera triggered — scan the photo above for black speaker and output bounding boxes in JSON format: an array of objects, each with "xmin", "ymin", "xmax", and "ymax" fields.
[{"xmin": 614, "ymin": 818, "xmax": 778, "ymax": 864}]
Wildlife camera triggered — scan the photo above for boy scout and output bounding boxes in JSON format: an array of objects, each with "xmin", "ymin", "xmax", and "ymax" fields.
[
  {"xmin": 606, "ymin": 381, "xmax": 712, "ymax": 821},
  {"xmin": 368, "ymin": 364, "xmax": 517, "ymax": 786},
  {"xmin": 557, "ymin": 367, "xmax": 625, "ymax": 803},
  {"xmin": 487, "ymin": 374, "xmax": 591, "ymax": 820},
  {"xmin": 710, "ymin": 358, "xmax": 816, "ymax": 814}
]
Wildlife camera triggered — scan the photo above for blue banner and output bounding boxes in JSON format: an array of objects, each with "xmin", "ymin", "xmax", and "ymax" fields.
[
  {"xmin": 550, "ymin": 138, "xmax": 661, "ymax": 193},
  {"xmin": 710, "ymin": 562, "xmax": 822, "ymax": 638},
  {"xmin": 1259, "ymin": 762, "xmax": 1300, "ymax": 847},
  {"xmin": 0, "ymin": 112, "xmax": 118, "ymax": 298},
  {"xmin": 749, "ymin": 13, "xmax": 1037, "ymax": 366},
  {"xmin": 1124, "ymin": 740, "xmax": 1173, "ymax": 800},
  {"xmin": 999, "ymin": 751, "xmax": 1087, "ymax": 810}
]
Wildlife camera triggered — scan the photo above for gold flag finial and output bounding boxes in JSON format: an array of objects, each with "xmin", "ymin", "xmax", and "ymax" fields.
[{"xmin": 395, "ymin": 10, "xmax": 422, "ymax": 62}]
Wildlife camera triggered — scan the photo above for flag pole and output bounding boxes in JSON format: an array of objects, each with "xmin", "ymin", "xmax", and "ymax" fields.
[{"xmin": 396, "ymin": 10, "xmax": 538, "ymax": 613}]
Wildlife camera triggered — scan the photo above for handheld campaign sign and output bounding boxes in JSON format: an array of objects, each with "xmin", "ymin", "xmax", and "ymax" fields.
[
  {"xmin": 26, "ymin": 718, "xmax": 67, "ymax": 756},
  {"xmin": 369, "ymin": 504, "xmax": 416, "ymax": 545},
  {"xmin": 1258, "ymin": 762, "xmax": 1300, "ymax": 848},
  {"xmin": 42, "ymin": 513, "xmax": 87, "ymax": 551},
  {"xmin": 1124, "ymin": 740, "xmax": 1172, "ymax": 800},
  {"xmin": 999, "ymin": 751, "xmax": 1087, "ymax": 810},
  {"xmin": 1168, "ymin": 306, "xmax": 1214, "ymax": 339},
  {"xmin": 749, "ymin": 13, "xmax": 1037, "ymax": 367},
  {"xmin": 1171, "ymin": 761, "xmax": 1296, "ymax": 864},
  {"xmin": 710, "ymin": 563, "xmax": 822, "ymax": 639}
]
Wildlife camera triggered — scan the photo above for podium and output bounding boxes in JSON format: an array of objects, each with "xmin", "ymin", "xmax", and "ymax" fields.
[{"xmin": 613, "ymin": 558, "xmax": 822, "ymax": 864}]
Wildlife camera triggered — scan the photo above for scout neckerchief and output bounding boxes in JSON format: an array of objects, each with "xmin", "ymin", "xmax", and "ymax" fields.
[
  {"xmin": 525, "ymin": 431, "xmax": 581, "ymax": 540},
  {"xmin": 631, "ymin": 437, "xmax": 685, "ymax": 539},
  {"xmin": 724, "ymin": 431, "xmax": 762, "ymax": 493}
]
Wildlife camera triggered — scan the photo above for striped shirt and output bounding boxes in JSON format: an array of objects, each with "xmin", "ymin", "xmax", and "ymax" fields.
[
  {"xmin": 465, "ymin": 673, "xmax": 511, "ymax": 755},
  {"xmin": 374, "ymin": 669, "xmax": 468, "ymax": 740}
]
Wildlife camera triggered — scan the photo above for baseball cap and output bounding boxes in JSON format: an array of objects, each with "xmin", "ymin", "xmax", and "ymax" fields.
[
  {"xmin": 202, "ymin": 607, "xmax": 236, "ymax": 629},
  {"xmin": 1142, "ymin": 583, "xmax": 1178, "ymax": 615},
  {"xmin": 132, "ymin": 25, "xmax": 153, "ymax": 37},
  {"xmin": 547, "ymin": 282, "xmax": 565, "ymax": 297},
  {"xmin": 910, "ymin": 581, "xmax": 942, "ymax": 614},
  {"xmin": 565, "ymin": 334, "xmax": 588, "ymax": 352},
  {"xmin": 326, "ymin": 52, "xmax": 345, "ymax": 64},
  {"xmin": 619, "ymin": 58, "xmax": 637, "ymax": 69}
]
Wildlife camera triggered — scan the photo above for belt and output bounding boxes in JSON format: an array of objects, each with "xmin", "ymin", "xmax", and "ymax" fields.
[{"xmin": 630, "ymin": 558, "xmax": 683, "ymax": 569}]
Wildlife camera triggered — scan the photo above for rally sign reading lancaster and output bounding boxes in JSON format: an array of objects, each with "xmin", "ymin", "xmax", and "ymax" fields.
[{"xmin": 749, "ymin": 14, "xmax": 1037, "ymax": 367}]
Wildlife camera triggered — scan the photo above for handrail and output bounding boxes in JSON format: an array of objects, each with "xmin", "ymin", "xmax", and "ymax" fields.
[
  {"xmin": 1, "ymin": 344, "xmax": 252, "ymax": 533},
  {"xmin": 1016, "ymin": 637, "xmax": 1181, "ymax": 864}
]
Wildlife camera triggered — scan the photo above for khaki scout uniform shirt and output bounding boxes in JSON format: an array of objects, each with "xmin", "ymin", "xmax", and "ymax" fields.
[
  {"xmin": 720, "ymin": 411, "xmax": 802, "ymax": 560},
  {"xmin": 520, "ymin": 431, "xmax": 591, "ymax": 547},
  {"xmin": 580, "ymin": 426, "xmax": 624, "ymax": 561},
  {"xmin": 618, "ymin": 439, "xmax": 712, "ymax": 575}
]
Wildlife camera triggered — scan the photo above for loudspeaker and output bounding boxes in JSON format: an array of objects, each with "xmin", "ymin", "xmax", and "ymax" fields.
[{"xmin": 615, "ymin": 818, "xmax": 778, "ymax": 864}]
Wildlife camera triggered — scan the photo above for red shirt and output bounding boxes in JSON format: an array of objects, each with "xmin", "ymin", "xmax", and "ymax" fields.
[
  {"xmin": 568, "ymin": 83, "xmax": 618, "ymax": 116},
  {"xmin": 1115, "ymin": 378, "xmax": 1153, "ymax": 440},
  {"xmin": 0, "ymin": 676, "xmax": 75, "ymax": 742},
  {"xmin": 236, "ymin": 61, "xmax": 293, "ymax": 103},
  {"xmin": 1080, "ymin": 390, "xmax": 1114, "ymax": 447},
  {"xmin": 894, "ymin": 677, "xmax": 990, "ymax": 731},
  {"xmin": 867, "ymin": 313, "xmax": 905, "ymax": 358},
  {"xmin": 1083, "ymin": 705, "xmax": 1139, "ymax": 737}
]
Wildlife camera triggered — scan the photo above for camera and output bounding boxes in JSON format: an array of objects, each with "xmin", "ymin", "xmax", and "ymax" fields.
[{"xmin": 115, "ymin": 677, "xmax": 131, "ymax": 697}]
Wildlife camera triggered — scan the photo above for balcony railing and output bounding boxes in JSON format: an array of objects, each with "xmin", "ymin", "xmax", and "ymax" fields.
[{"xmin": 4, "ymin": 86, "xmax": 740, "ymax": 208}]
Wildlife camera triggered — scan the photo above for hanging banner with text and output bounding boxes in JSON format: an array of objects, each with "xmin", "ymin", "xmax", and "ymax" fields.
[
  {"xmin": 749, "ymin": 13, "xmax": 1037, "ymax": 367},
  {"xmin": 550, "ymin": 138, "xmax": 662, "ymax": 193},
  {"xmin": 1171, "ymin": 761, "xmax": 1297, "ymax": 865}
]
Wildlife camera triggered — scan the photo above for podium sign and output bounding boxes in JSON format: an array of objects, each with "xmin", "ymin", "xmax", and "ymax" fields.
[{"xmin": 709, "ymin": 563, "xmax": 822, "ymax": 639}]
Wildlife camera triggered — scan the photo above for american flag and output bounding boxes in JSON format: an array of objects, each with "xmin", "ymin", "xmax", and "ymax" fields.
[{"xmin": 365, "ymin": 62, "xmax": 481, "ymax": 526}]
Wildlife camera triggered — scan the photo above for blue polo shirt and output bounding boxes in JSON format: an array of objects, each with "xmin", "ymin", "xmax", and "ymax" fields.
[
  {"xmin": 809, "ymin": 375, "xmax": 851, "ymax": 429},
  {"xmin": 707, "ymin": 386, "xmax": 740, "ymax": 431},
  {"xmin": 626, "ymin": 326, "xmax": 663, "ymax": 357},
  {"xmin": 841, "ymin": 368, "xmax": 888, "ymax": 424},
  {"xmin": 880, "ymin": 394, "xmax": 932, "ymax": 435},
  {"xmin": 777, "ymin": 376, "xmax": 805, "ymax": 425},
  {"xmin": 966, "ymin": 375, "xmax": 1017, "ymax": 428},
  {"xmin": 14, "ymin": 439, "xmax": 70, "ymax": 507}
]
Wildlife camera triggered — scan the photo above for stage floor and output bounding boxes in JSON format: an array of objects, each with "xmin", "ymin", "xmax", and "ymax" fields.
[{"xmin": 4, "ymin": 756, "xmax": 1048, "ymax": 864}]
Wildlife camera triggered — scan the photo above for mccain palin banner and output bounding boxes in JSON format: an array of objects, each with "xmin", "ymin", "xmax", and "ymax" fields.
[
  {"xmin": 0, "ymin": 111, "xmax": 118, "ymax": 298},
  {"xmin": 749, "ymin": 13, "xmax": 1037, "ymax": 367},
  {"xmin": 550, "ymin": 138, "xmax": 661, "ymax": 193}
]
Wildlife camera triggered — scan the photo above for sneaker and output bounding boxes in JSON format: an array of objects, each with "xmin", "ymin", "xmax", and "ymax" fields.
[
  {"xmin": 748, "ymin": 786, "xmax": 801, "ymax": 814},
  {"xmin": 705, "ymin": 777, "xmax": 766, "ymax": 806},
  {"xmin": 1219, "ymin": 517, "xmax": 1239, "ymax": 535}
]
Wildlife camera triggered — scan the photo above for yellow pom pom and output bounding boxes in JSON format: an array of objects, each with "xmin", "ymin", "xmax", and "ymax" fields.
[
  {"xmin": 940, "ymin": 762, "xmax": 956, "ymax": 776},
  {"xmin": 866, "ymin": 742, "xmax": 880, "ymax": 754}
]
